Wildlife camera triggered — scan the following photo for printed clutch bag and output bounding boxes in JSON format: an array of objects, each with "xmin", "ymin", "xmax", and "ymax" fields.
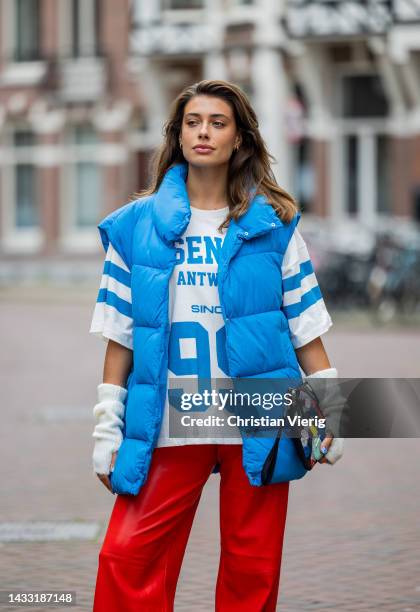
[
  {"xmin": 261, "ymin": 380, "xmax": 327, "ymax": 484},
  {"xmin": 286, "ymin": 380, "xmax": 328, "ymax": 471}
]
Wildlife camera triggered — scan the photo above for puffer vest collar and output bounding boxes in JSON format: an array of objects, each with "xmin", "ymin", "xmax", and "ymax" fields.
[{"xmin": 152, "ymin": 162, "xmax": 284, "ymax": 244}]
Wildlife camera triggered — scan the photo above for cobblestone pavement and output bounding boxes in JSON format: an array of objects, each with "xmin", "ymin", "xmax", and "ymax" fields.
[{"xmin": 1, "ymin": 286, "xmax": 420, "ymax": 611}]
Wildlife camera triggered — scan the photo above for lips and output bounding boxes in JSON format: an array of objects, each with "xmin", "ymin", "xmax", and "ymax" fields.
[{"xmin": 193, "ymin": 145, "xmax": 214, "ymax": 151}]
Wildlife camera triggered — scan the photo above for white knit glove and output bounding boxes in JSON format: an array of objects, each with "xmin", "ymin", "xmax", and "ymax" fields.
[
  {"xmin": 304, "ymin": 368, "xmax": 345, "ymax": 465},
  {"xmin": 92, "ymin": 383, "xmax": 127, "ymax": 475}
]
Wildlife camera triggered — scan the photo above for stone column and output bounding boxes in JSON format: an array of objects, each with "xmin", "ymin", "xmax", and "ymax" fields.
[
  {"xmin": 37, "ymin": 132, "xmax": 61, "ymax": 255},
  {"xmin": 251, "ymin": 46, "xmax": 291, "ymax": 190}
]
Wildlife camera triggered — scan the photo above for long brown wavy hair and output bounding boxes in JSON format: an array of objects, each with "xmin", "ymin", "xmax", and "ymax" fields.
[{"xmin": 133, "ymin": 79, "xmax": 299, "ymax": 232}]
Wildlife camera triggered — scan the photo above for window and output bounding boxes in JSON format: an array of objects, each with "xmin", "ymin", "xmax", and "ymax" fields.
[
  {"xmin": 14, "ymin": 131, "xmax": 39, "ymax": 228},
  {"xmin": 73, "ymin": 125, "xmax": 101, "ymax": 228},
  {"xmin": 376, "ymin": 135, "xmax": 391, "ymax": 214},
  {"xmin": 345, "ymin": 134, "xmax": 358, "ymax": 215},
  {"xmin": 14, "ymin": 0, "xmax": 41, "ymax": 62},
  {"xmin": 0, "ymin": 127, "xmax": 42, "ymax": 252},
  {"xmin": 163, "ymin": 0, "xmax": 203, "ymax": 9},
  {"xmin": 59, "ymin": 124, "xmax": 103, "ymax": 251},
  {"xmin": 70, "ymin": 0, "xmax": 99, "ymax": 57},
  {"xmin": 342, "ymin": 75, "xmax": 389, "ymax": 118},
  {"xmin": 16, "ymin": 164, "xmax": 37, "ymax": 227},
  {"xmin": 293, "ymin": 138, "xmax": 315, "ymax": 214},
  {"xmin": 74, "ymin": 161, "xmax": 101, "ymax": 227}
]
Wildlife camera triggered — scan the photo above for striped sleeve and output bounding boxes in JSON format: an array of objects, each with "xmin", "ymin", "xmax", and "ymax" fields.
[
  {"xmin": 89, "ymin": 243, "xmax": 133, "ymax": 350},
  {"xmin": 281, "ymin": 227, "xmax": 333, "ymax": 349}
]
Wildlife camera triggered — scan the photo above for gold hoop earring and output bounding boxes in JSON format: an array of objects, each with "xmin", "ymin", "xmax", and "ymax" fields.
[{"xmin": 179, "ymin": 140, "xmax": 183, "ymax": 149}]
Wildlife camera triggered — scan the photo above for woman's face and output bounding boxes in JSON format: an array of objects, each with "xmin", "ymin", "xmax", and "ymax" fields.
[{"xmin": 179, "ymin": 95, "xmax": 240, "ymax": 168}]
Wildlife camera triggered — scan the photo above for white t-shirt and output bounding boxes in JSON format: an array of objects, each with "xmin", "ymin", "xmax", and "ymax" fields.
[{"xmin": 90, "ymin": 205, "xmax": 333, "ymax": 446}]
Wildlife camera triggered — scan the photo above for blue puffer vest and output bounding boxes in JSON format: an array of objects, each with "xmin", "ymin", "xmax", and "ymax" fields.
[{"xmin": 97, "ymin": 162, "xmax": 308, "ymax": 495}]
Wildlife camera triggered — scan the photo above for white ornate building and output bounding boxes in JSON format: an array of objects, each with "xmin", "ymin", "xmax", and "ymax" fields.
[{"xmin": 1, "ymin": 0, "xmax": 420, "ymax": 272}]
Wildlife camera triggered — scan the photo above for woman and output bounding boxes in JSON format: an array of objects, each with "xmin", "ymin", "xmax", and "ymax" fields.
[{"xmin": 90, "ymin": 80, "xmax": 344, "ymax": 611}]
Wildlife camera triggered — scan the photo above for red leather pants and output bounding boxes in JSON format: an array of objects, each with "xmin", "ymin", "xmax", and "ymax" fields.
[{"xmin": 93, "ymin": 444, "xmax": 289, "ymax": 611}]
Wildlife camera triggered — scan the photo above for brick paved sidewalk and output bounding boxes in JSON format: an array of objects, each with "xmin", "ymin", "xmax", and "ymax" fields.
[
  {"xmin": 1, "ymin": 442, "xmax": 419, "ymax": 612},
  {"xmin": 1, "ymin": 294, "xmax": 419, "ymax": 611}
]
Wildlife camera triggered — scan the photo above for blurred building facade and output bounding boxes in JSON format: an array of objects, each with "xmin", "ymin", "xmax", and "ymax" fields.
[
  {"xmin": 0, "ymin": 0, "xmax": 142, "ymax": 264},
  {"xmin": 1, "ymin": 0, "xmax": 420, "ymax": 271}
]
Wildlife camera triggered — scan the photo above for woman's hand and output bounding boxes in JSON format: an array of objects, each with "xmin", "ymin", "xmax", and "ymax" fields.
[
  {"xmin": 96, "ymin": 451, "xmax": 118, "ymax": 493},
  {"xmin": 296, "ymin": 356, "xmax": 346, "ymax": 467},
  {"xmin": 317, "ymin": 433, "xmax": 333, "ymax": 464},
  {"xmin": 92, "ymin": 382, "xmax": 127, "ymax": 492},
  {"xmin": 316, "ymin": 435, "xmax": 345, "ymax": 465}
]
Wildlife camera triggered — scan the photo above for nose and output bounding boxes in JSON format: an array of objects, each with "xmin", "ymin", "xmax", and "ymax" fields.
[{"xmin": 198, "ymin": 122, "xmax": 210, "ymax": 139}]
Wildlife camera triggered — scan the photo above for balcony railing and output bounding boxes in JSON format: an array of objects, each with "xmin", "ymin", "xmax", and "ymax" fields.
[
  {"xmin": 55, "ymin": 56, "xmax": 107, "ymax": 103},
  {"xmin": 131, "ymin": 22, "xmax": 217, "ymax": 55}
]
